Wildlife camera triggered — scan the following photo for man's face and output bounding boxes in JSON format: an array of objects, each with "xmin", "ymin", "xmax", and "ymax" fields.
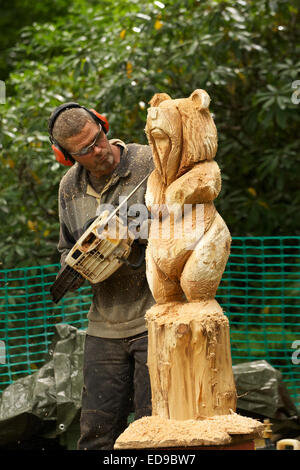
[{"xmin": 65, "ymin": 120, "xmax": 118, "ymax": 177}]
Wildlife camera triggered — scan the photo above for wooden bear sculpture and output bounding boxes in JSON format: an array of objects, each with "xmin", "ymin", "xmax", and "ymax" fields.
[
  {"xmin": 145, "ymin": 89, "xmax": 231, "ymax": 304},
  {"xmin": 144, "ymin": 89, "xmax": 237, "ymax": 420},
  {"xmin": 114, "ymin": 90, "xmax": 264, "ymax": 450}
]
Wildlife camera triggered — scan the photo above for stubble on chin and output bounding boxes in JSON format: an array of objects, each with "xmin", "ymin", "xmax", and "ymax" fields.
[
  {"xmin": 100, "ymin": 152, "xmax": 114, "ymax": 168},
  {"xmin": 93, "ymin": 153, "xmax": 115, "ymax": 175}
]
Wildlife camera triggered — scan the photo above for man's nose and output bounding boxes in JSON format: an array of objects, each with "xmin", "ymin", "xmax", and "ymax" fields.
[{"xmin": 94, "ymin": 144, "xmax": 102, "ymax": 155}]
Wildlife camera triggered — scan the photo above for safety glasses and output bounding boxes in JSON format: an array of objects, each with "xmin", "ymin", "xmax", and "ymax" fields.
[{"xmin": 70, "ymin": 124, "xmax": 102, "ymax": 157}]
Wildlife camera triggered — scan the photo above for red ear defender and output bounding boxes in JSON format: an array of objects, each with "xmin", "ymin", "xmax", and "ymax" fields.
[
  {"xmin": 51, "ymin": 144, "xmax": 74, "ymax": 167},
  {"xmin": 89, "ymin": 109, "xmax": 109, "ymax": 133}
]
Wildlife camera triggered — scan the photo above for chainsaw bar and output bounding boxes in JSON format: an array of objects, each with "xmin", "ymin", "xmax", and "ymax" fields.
[{"xmin": 50, "ymin": 264, "xmax": 83, "ymax": 304}]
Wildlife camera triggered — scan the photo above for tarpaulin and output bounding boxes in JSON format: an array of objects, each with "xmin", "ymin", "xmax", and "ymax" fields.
[
  {"xmin": 0, "ymin": 323, "xmax": 85, "ymax": 447},
  {"xmin": 233, "ymin": 360, "xmax": 300, "ymax": 439}
]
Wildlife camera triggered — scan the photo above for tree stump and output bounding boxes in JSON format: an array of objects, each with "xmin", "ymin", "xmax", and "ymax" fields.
[{"xmin": 146, "ymin": 300, "xmax": 236, "ymax": 420}]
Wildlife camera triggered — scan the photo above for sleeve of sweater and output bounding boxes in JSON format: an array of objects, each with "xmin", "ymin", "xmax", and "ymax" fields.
[{"xmin": 57, "ymin": 181, "xmax": 76, "ymax": 270}]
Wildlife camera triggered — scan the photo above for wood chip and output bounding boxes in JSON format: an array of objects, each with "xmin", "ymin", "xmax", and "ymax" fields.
[{"xmin": 114, "ymin": 413, "xmax": 264, "ymax": 449}]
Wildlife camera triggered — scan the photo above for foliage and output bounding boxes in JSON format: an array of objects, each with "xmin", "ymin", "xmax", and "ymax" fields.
[
  {"xmin": 0, "ymin": 0, "xmax": 299, "ymax": 268},
  {"xmin": 0, "ymin": 0, "xmax": 75, "ymax": 82}
]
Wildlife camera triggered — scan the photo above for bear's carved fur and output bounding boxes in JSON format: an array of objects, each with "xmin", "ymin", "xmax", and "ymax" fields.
[{"xmin": 145, "ymin": 89, "xmax": 231, "ymax": 304}]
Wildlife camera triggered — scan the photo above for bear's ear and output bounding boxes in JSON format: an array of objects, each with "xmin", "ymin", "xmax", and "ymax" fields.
[
  {"xmin": 190, "ymin": 89, "xmax": 211, "ymax": 109},
  {"xmin": 149, "ymin": 93, "xmax": 171, "ymax": 107}
]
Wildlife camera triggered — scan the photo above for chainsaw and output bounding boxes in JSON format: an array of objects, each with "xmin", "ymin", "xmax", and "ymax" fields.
[{"xmin": 50, "ymin": 173, "xmax": 150, "ymax": 303}]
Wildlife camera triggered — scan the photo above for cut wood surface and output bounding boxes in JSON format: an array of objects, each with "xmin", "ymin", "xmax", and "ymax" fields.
[
  {"xmin": 114, "ymin": 414, "xmax": 264, "ymax": 449},
  {"xmin": 146, "ymin": 300, "xmax": 237, "ymax": 420}
]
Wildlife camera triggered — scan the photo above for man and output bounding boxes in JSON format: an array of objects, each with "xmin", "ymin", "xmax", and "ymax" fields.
[{"xmin": 48, "ymin": 103, "xmax": 154, "ymax": 450}]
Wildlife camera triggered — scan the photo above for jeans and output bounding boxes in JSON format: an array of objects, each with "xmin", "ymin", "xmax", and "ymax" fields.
[{"xmin": 77, "ymin": 332, "xmax": 152, "ymax": 450}]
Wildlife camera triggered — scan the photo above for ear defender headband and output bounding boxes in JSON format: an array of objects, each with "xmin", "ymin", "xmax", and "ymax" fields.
[{"xmin": 48, "ymin": 102, "xmax": 109, "ymax": 166}]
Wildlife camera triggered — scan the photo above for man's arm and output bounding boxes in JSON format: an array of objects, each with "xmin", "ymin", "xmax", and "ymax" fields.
[
  {"xmin": 50, "ymin": 221, "xmax": 85, "ymax": 303},
  {"xmin": 57, "ymin": 218, "xmax": 76, "ymax": 270},
  {"xmin": 50, "ymin": 186, "xmax": 85, "ymax": 303}
]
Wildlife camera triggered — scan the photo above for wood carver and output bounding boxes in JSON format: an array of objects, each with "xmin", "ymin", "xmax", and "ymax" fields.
[{"xmin": 115, "ymin": 90, "xmax": 263, "ymax": 449}]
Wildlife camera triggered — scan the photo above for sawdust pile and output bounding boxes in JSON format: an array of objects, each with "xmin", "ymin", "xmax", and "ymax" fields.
[
  {"xmin": 145, "ymin": 300, "xmax": 227, "ymax": 326},
  {"xmin": 114, "ymin": 413, "xmax": 264, "ymax": 449}
]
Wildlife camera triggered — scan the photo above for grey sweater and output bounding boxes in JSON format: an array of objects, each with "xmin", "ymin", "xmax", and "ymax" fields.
[{"xmin": 57, "ymin": 141, "xmax": 155, "ymax": 338}]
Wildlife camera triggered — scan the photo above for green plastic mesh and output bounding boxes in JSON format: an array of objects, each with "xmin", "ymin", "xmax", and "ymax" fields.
[{"xmin": 0, "ymin": 237, "xmax": 299, "ymax": 409}]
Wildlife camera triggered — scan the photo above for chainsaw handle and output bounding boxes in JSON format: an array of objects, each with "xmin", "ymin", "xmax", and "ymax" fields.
[{"xmin": 83, "ymin": 216, "xmax": 146, "ymax": 270}]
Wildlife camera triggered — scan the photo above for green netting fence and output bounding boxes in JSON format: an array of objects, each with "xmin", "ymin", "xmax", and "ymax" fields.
[{"xmin": 0, "ymin": 237, "xmax": 299, "ymax": 409}]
